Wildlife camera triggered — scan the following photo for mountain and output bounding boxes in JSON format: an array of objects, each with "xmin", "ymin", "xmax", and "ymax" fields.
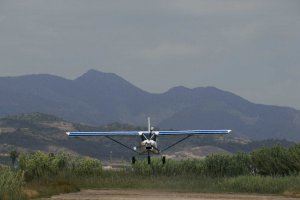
[{"xmin": 0, "ymin": 69, "xmax": 300, "ymax": 141}]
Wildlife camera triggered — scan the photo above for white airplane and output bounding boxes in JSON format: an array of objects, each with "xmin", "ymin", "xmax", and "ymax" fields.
[{"xmin": 66, "ymin": 118, "xmax": 231, "ymax": 164}]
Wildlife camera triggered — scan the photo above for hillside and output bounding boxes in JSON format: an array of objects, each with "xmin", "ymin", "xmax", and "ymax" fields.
[
  {"xmin": 0, "ymin": 113, "xmax": 143, "ymax": 160},
  {"xmin": 0, "ymin": 70, "xmax": 300, "ymax": 141},
  {"xmin": 0, "ymin": 113, "xmax": 295, "ymax": 162}
]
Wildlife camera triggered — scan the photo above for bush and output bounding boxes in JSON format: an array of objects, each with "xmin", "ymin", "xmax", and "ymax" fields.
[
  {"xmin": 19, "ymin": 151, "xmax": 64, "ymax": 180},
  {"xmin": 288, "ymin": 144, "xmax": 300, "ymax": 173},
  {"xmin": 70, "ymin": 156, "xmax": 102, "ymax": 176},
  {"xmin": 251, "ymin": 146, "xmax": 294, "ymax": 176},
  {"xmin": 19, "ymin": 151, "xmax": 102, "ymax": 181}
]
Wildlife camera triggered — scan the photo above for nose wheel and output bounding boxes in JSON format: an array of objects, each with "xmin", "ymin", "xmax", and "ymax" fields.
[
  {"xmin": 131, "ymin": 156, "xmax": 136, "ymax": 164},
  {"xmin": 162, "ymin": 156, "xmax": 166, "ymax": 164},
  {"xmin": 147, "ymin": 152, "xmax": 151, "ymax": 164}
]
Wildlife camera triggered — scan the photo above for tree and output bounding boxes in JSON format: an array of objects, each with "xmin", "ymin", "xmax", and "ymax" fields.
[{"xmin": 10, "ymin": 150, "xmax": 19, "ymax": 168}]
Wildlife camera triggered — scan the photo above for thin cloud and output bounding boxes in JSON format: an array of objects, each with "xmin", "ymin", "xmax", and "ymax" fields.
[
  {"xmin": 141, "ymin": 42, "xmax": 202, "ymax": 59},
  {"xmin": 171, "ymin": 0, "xmax": 258, "ymax": 15}
]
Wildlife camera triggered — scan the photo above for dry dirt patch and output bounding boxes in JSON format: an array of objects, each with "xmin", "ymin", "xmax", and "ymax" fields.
[{"xmin": 45, "ymin": 189, "xmax": 298, "ymax": 200}]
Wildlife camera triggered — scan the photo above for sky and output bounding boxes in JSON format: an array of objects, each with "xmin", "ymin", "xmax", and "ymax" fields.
[{"xmin": 0, "ymin": 0, "xmax": 300, "ymax": 109}]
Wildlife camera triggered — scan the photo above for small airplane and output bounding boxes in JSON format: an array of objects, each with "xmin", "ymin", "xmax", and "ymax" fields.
[{"xmin": 66, "ymin": 118, "xmax": 231, "ymax": 164}]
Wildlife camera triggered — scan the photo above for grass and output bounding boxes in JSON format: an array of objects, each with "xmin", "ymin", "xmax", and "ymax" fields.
[
  {"xmin": 27, "ymin": 171, "xmax": 300, "ymax": 197},
  {"xmin": 1, "ymin": 166, "xmax": 298, "ymax": 199},
  {"xmin": 79, "ymin": 173, "xmax": 300, "ymax": 195},
  {"xmin": 219, "ymin": 175, "xmax": 300, "ymax": 194}
]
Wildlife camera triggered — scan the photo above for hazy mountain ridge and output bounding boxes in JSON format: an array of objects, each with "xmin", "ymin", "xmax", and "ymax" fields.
[{"xmin": 0, "ymin": 69, "xmax": 300, "ymax": 141}]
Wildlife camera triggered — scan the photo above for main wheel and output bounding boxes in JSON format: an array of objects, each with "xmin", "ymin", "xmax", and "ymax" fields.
[
  {"xmin": 131, "ymin": 156, "xmax": 136, "ymax": 164},
  {"xmin": 147, "ymin": 155, "xmax": 151, "ymax": 164},
  {"xmin": 162, "ymin": 156, "xmax": 166, "ymax": 164}
]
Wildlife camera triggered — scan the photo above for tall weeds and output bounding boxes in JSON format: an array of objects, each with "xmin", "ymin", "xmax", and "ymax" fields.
[
  {"xmin": 133, "ymin": 144, "xmax": 300, "ymax": 177},
  {"xmin": 0, "ymin": 167, "xmax": 25, "ymax": 200}
]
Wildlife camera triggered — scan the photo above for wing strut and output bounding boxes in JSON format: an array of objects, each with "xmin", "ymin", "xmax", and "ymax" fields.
[
  {"xmin": 161, "ymin": 134, "xmax": 192, "ymax": 153},
  {"xmin": 105, "ymin": 136, "xmax": 138, "ymax": 153}
]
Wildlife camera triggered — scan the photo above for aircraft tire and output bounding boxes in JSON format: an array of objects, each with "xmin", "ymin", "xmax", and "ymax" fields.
[
  {"xmin": 162, "ymin": 156, "xmax": 166, "ymax": 164},
  {"xmin": 132, "ymin": 156, "xmax": 136, "ymax": 164}
]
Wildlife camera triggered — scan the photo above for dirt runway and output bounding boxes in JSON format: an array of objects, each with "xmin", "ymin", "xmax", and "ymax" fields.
[{"xmin": 45, "ymin": 189, "xmax": 298, "ymax": 200}]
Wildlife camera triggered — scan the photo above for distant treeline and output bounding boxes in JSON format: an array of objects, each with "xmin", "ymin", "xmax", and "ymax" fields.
[
  {"xmin": 184, "ymin": 137, "xmax": 295, "ymax": 153},
  {"xmin": 213, "ymin": 139, "xmax": 295, "ymax": 153}
]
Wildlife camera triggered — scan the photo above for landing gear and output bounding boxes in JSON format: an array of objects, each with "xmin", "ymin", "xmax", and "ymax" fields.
[
  {"xmin": 131, "ymin": 156, "xmax": 136, "ymax": 164},
  {"xmin": 162, "ymin": 156, "xmax": 166, "ymax": 164},
  {"xmin": 147, "ymin": 152, "xmax": 151, "ymax": 164}
]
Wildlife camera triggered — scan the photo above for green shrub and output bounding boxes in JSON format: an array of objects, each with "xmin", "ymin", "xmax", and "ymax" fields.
[
  {"xmin": 251, "ymin": 146, "xmax": 294, "ymax": 176},
  {"xmin": 288, "ymin": 144, "xmax": 300, "ymax": 173},
  {"xmin": 19, "ymin": 151, "xmax": 102, "ymax": 181},
  {"xmin": 19, "ymin": 151, "xmax": 65, "ymax": 180},
  {"xmin": 70, "ymin": 157, "xmax": 102, "ymax": 176}
]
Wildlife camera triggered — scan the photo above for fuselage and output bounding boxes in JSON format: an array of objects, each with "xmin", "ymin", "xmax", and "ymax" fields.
[
  {"xmin": 139, "ymin": 131, "xmax": 159, "ymax": 154},
  {"xmin": 140, "ymin": 139, "xmax": 158, "ymax": 153}
]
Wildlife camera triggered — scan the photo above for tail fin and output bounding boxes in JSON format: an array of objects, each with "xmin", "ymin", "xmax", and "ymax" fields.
[{"xmin": 148, "ymin": 117, "xmax": 151, "ymax": 132}]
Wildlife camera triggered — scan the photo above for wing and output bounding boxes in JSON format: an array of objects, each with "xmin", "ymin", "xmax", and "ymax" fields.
[
  {"xmin": 158, "ymin": 129, "xmax": 231, "ymax": 135},
  {"xmin": 66, "ymin": 131, "xmax": 141, "ymax": 137}
]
